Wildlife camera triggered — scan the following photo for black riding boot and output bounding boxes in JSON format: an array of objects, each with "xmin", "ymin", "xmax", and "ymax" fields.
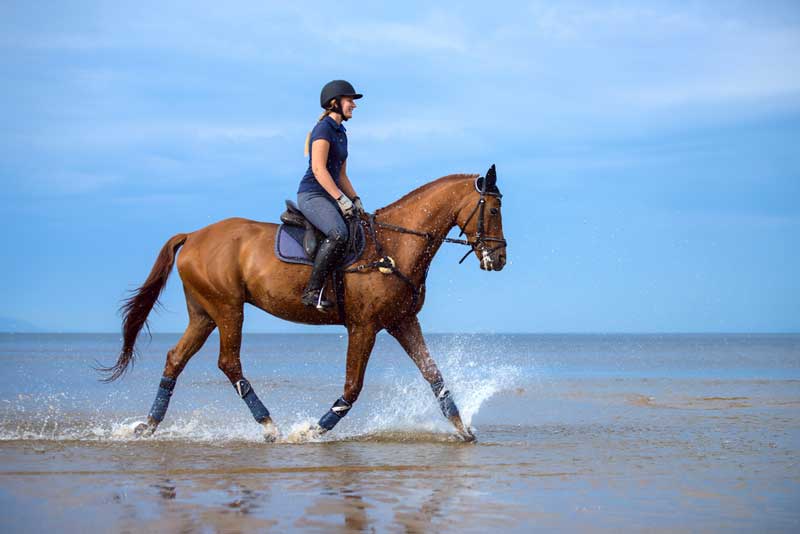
[{"xmin": 302, "ymin": 237, "xmax": 345, "ymax": 311}]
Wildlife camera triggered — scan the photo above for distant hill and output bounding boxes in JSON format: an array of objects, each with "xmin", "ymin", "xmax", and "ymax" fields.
[{"xmin": 0, "ymin": 317, "xmax": 44, "ymax": 333}]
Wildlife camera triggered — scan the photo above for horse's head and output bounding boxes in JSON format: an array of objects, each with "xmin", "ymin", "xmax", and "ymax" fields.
[{"xmin": 455, "ymin": 165, "xmax": 507, "ymax": 271}]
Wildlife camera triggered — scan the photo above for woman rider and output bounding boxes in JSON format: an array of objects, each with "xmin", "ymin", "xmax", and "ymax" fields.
[{"xmin": 297, "ymin": 80, "xmax": 364, "ymax": 311}]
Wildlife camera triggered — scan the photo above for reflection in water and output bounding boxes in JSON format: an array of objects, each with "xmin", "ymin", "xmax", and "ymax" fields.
[
  {"xmin": 227, "ymin": 488, "xmax": 261, "ymax": 515},
  {"xmin": 153, "ymin": 480, "xmax": 176, "ymax": 500},
  {"xmin": 289, "ymin": 442, "xmax": 480, "ymax": 532},
  {"xmin": 96, "ymin": 441, "xmax": 489, "ymax": 531},
  {"xmin": 393, "ymin": 483, "xmax": 453, "ymax": 533},
  {"xmin": 313, "ymin": 467, "xmax": 371, "ymax": 532}
]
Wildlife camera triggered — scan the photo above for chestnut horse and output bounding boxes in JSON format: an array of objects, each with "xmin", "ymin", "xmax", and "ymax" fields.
[{"xmin": 101, "ymin": 168, "xmax": 506, "ymax": 441}]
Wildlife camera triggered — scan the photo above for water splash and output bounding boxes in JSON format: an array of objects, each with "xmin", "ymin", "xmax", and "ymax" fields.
[
  {"xmin": 440, "ymin": 342, "xmax": 522, "ymax": 426},
  {"xmin": 0, "ymin": 336, "xmax": 524, "ymax": 443},
  {"xmin": 335, "ymin": 336, "xmax": 523, "ymax": 440},
  {"xmin": 284, "ymin": 419, "xmax": 323, "ymax": 443}
]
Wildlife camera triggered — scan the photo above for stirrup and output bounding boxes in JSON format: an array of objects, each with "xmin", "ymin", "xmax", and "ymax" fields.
[{"xmin": 302, "ymin": 286, "xmax": 333, "ymax": 312}]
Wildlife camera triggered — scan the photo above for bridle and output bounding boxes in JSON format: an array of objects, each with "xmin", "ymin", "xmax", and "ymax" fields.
[
  {"xmin": 455, "ymin": 177, "xmax": 507, "ymax": 267},
  {"xmin": 340, "ymin": 173, "xmax": 507, "ymax": 311}
]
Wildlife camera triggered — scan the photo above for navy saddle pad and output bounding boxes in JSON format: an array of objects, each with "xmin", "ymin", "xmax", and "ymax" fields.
[{"xmin": 275, "ymin": 222, "xmax": 366, "ymax": 267}]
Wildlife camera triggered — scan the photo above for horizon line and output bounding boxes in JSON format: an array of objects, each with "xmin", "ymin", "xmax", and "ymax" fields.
[{"xmin": 1, "ymin": 331, "xmax": 798, "ymax": 336}]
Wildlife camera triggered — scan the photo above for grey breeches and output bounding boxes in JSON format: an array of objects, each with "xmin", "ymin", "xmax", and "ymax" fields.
[{"xmin": 297, "ymin": 190, "xmax": 349, "ymax": 242}]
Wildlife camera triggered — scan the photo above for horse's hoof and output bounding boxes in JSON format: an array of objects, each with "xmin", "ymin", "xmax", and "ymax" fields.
[
  {"xmin": 460, "ymin": 430, "xmax": 477, "ymax": 443},
  {"xmin": 262, "ymin": 421, "xmax": 280, "ymax": 443},
  {"xmin": 133, "ymin": 422, "xmax": 154, "ymax": 438},
  {"xmin": 302, "ymin": 424, "xmax": 326, "ymax": 441},
  {"xmin": 133, "ymin": 421, "xmax": 158, "ymax": 438}
]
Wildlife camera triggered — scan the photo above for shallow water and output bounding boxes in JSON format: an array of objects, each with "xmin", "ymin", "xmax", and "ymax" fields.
[{"xmin": 1, "ymin": 333, "xmax": 799, "ymax": 532}]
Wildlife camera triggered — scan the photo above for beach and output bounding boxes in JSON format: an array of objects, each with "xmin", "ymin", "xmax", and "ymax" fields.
[{"xmin": 1, "ymin": 333, "xmax": 798, "ymax": 532}]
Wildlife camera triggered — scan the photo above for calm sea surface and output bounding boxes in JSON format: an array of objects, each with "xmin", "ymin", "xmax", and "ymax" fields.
[{"xmin": 1, "ymin": 333, "xmax": 798, "ymax": 532}]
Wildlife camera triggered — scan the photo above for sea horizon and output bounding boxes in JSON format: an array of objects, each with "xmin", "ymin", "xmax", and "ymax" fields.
[{"xmin": 2, "ymin": 330, "xmax": 799, "ymax": 335}]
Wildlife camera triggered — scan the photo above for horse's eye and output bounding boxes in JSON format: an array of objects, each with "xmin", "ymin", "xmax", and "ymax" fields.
[{"xmin": 490, "ymin": 208, "xmax": 499, "ymax": 215}]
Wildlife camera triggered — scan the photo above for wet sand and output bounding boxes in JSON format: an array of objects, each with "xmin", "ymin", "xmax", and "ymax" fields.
[
  {"xmin": 1, "ymin": 333, "xmax": 799, "ymax": 531},
  {"xmin": 2, "ymin": 385, "xmax": 799, "ymax": 532}
]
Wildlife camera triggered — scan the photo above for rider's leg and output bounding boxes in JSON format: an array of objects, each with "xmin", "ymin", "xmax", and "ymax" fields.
[
  {"xmin": 302, "ymin": 236, "xmax": 346, "ymax": 310},
  {"xmin": 297, "ymin": 191, "xmax": 349, "ymax": 311}
]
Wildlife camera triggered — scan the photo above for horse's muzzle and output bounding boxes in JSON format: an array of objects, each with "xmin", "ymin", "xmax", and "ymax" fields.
[{"xmin": 479, "ymin": 250, "xmax": 506, "ymax": 271}]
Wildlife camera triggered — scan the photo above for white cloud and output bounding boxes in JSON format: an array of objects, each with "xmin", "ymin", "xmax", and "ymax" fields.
[
  {"xmin": 18, "ymin": 120, "xmax": 288, "ymax": 151},
  {"xmin": 0, "ymin": 2, "xmax": 307, "ymax": 61},
  {"xmin": 3, "ymin": 1, "xmax": 800, "ymax": 154},
  {"xmin": 325, "ymin": 10, "xmax": 468, "ymax": 53},
  {"xmin": 25, "ymin": 170, "xmax": 123, "ymax": 195},
  {"xmin": 357, "ymin": 117, "xmax": 463, "ymax": 141},
  {"xmin": 553, "ymin": 4, "xmax": 799, "ymax": 103},
  {"xmin": 188, "ymin": 125, "xmax": 285, "ymax": 142},
  {"xmin": 524, "ymin": 3, "xmax": 703, "ymax": 42}
]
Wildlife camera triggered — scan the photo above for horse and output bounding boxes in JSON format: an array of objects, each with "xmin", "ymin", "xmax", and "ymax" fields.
[{"xmin": 100, "ymin": 166, "xmax": 506, "ymax": 442}]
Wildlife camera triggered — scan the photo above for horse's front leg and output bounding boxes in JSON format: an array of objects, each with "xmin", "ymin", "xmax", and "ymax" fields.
[
  {"xmin": 314, "ymin": 325, "xmax": 377, "ymax": 436},
  {"xmin": 387, "ymin": 316, "xmax": 475, "ymax": 442}
]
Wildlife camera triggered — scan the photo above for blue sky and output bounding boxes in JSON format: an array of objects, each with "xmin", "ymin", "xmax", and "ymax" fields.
[{"xmin": 1, "ymin": 1, "xmax": 799, "ymax": 333}]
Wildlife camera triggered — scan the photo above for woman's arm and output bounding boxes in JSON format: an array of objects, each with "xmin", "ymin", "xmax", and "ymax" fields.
[
  {"xmin": 311, "ymin": 139, "xmax": 345, "ymax": 199},
  {"xmin": 337, "ymin": 160, "xmax": 357, "ymax": 199}
]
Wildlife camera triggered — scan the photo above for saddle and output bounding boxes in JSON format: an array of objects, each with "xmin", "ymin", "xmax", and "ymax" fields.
[
  {"xmin": 275, "ymin": 200, "xmax": 366, "ymax": 267},
  {"xmin": 279, "ymin": 200, "xmax": 324, "ymax": 258}
]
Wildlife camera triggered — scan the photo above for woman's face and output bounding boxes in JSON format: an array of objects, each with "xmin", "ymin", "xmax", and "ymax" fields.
[{"xmin": 339, "ymin": 96, "xmax": 357, "ymax": 119}]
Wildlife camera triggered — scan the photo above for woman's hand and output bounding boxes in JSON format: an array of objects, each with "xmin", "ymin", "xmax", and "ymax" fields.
[
  {"xmin": 336, "ymin": 194, "xmax": 355, "ymax": 217},
  {"xmin": 353, "ymin": 196, "xmax": 365, "ymax": 214}
]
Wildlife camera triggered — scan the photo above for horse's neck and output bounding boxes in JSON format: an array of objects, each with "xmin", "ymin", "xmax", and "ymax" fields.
[
  {"xmin": 375, "ymin": 177, "xmax": 472, "ymax": 276},
  {"xmin": 378, "ymin": 178, "xmax": 469, "ymax": 239}
]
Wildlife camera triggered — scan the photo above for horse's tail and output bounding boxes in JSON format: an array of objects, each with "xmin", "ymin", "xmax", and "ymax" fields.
[{"xmin": 98, "ymin": 233, "xmax": 188, "ymax": 382}]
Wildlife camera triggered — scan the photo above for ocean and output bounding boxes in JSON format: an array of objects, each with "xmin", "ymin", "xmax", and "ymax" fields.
[{"xmin": 1, "ymin": 333, "xmax": 798, "ymax": 532}]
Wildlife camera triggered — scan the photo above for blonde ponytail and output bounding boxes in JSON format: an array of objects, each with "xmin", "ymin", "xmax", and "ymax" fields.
[{"xmin": 304, "ymin": 108, "xmax": 334, "ymax": 156}]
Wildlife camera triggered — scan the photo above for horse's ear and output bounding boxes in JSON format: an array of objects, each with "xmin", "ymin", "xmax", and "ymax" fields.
[
  {"xmin": 486, "ymin": 164, "xmax": 496, "ymax": 188},
  {"xmin": 476, "ymin": 164, "xmax": 500, "ymax": 195}
]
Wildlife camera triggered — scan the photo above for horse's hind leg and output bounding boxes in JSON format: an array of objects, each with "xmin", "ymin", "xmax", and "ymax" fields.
[
  {"xmin": 135, "ymin": 293, "xmax": 215, "ymax": 437},
  {"xmin": 387, "ymin": 316, "xmax": 475, "ymax": 442},
  {"xmin": 215, "ymin": 307, "xmax": 279, "ymax": 442}
]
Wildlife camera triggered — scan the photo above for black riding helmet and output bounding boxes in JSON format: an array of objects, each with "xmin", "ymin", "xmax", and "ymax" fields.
[{"xmin": 320, "ymin": 80, "xmax": 363, "ymax": 118}]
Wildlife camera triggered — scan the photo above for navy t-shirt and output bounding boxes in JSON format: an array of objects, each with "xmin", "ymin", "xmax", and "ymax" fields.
[{"xmin": 298, "ymin": 116, "xmax": 348, "ymax": 195}]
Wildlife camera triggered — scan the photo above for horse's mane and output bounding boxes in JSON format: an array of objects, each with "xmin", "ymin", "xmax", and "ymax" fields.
[{"xmin": 376, "ymin": 173, "xmax": 479, "ymax": 216}]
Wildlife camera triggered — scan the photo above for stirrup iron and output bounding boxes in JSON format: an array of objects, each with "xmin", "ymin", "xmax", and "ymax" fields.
[{"xmin": 315, "ymin": 282, "xmax": 327, "ymax": 312}]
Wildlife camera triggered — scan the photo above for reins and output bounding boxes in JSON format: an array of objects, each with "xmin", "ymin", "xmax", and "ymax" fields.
[
  {"xmin": 341, "ymin": 214, "xmax": 423, "ymax": 310},
  {"xmin": 340, "ymin": 177, "xmax": 507, "ymax": 310}
]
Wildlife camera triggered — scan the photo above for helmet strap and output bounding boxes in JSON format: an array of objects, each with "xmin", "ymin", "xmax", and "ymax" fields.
[{"xmin": 334, "ymin": 98, "xmax": 349, "ymax": 121}]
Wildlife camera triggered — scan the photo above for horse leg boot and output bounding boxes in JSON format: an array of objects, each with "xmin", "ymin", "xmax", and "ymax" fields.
[
  {"xmin": 387, "ymin": 316, "xmax": 475, "ymax": 442},
  {"xmin": 313, "ymin": 325, "xmax": 377, "ymax": 437},
  {"xmin": 135, "ymin": 376, "xmax": 177, "ymax": 437},
  {"xmin": 232, "ymin": 377, "xmax": 279, "ymax": 442},
  {"xmin": 301, "ymin": 236, "xmax": 346, "ymax": 311},
  {"xmin": 429, "ymin": 379, "xmax": 474, "ymax": 442}
]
